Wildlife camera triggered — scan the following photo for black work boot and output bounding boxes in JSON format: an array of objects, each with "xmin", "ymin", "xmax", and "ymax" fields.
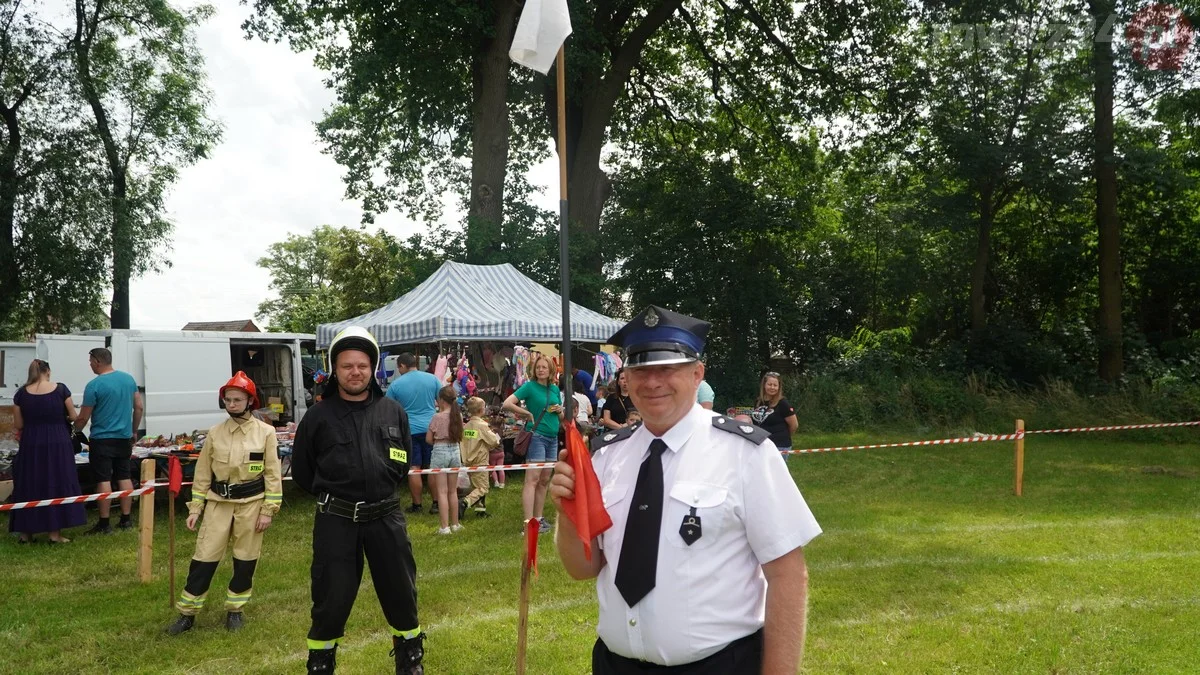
[
  {"xmin": 457, "ymin": 499, "xmax": 468, "ymax": 521},
  {"xmin": 390, "ymin": 633, "xmax": 426, "ymax": 675},
  {"xmin": 165, "ymin": 614, "xmax": 195, "ymax": 635},
  {"xmin": 306, "ymin": 646, "xmax": 337, "ymax": 674},
  {"xmin": 225, "ymin": 611, "xmax": 244, "ymax": 631}
]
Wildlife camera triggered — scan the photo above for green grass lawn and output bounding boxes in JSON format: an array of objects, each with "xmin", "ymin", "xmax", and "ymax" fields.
[{"xmin": 2, "ymin": 432, "xmax": 1198, "ymax": 674}]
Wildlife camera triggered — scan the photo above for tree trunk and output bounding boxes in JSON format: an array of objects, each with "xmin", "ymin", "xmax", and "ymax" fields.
[
  {"xmin": 74, "ymin": 0, "xmax": 129, "ymax": 328},
  {"xmin": 1091, "ymin": 0, "xmax": 1123, "ymax": 381},
  {"xmin": 969, "ymin": 182, "xmax": 995, "ymax": 334},
  {"xmin": 546, "ymin": 0, "xmax": 685, "ymax": 308},
  {"xmin": 0, "ymin": 104, "xmax": 22, "ymax": 327},
  {"xmin": 465, "ymin": 0, "xmax": 519, "ymax": 264}
]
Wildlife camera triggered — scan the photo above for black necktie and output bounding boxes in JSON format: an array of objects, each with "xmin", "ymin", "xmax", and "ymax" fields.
[{"xmin": 614, "ymin": 439, "xmax": 667, "ymax": 607}]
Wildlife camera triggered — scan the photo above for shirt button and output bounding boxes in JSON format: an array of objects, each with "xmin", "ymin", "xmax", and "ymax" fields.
[{"xmin": 629, "ymin": 618, "xmax": 637, "ymax": 627}]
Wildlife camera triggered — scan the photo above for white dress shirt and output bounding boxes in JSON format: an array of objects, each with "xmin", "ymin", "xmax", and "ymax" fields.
[{"xmin": 591, "ymin": 403, "xmax": 822, "ymax": 666}]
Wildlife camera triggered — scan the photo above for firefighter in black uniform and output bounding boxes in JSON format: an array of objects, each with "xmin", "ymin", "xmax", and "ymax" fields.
[{"xmin": 293, "ymin": 326, "xmax": 425, "ymax": 675}]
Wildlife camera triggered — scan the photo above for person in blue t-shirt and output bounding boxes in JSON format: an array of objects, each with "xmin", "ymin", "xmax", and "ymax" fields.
[
  {"xmin": 74, "ymin": 347, "xmax": 142, "ymax": 535},
  {"xmin": 386, "ymin": 353, "xmax": 443, "ymax": 513},
  {"xmin": 571, "ymin": 366, "xmax": 596, "ymax": 409}
]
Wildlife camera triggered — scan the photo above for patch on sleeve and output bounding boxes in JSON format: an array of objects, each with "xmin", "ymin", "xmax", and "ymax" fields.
[
  {"xmin": 590, "ymin": 425, "xmax": 637, "ymax": 452},
  {"xmin": 711, "ymin": 416, "xmax": 770, "ymax": 445}
]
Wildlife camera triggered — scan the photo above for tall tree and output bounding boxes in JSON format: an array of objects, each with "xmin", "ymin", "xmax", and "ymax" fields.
[
  {"xmin": 1090, "ymin": 0, "xmax": 1122, "ymax": 380},
  {"xmin": 245, "ymin": 0, "xmax": 531, "ymax": 263},
  {"xmin": 919, "ymin": 0, "xmax": 1085, "ymax": 336},
  {"xmin": 70, "ymin": 0, "xmax": 220, "ymax": 328},
  {"xmin": 0, "ymin": 1, "xmax": 58, "ymax": 330},
  {"xmin": 246, "ymin": 0, "xmax": 909, "ymax": 307}
]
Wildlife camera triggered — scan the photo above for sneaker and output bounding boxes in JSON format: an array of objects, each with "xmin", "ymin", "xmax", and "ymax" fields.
[
  {"xmin": 450, "ymin": 523, "xmax": 464, "ymax": 533},
  {"xmin": 429, "ymin": 502, "xmax": 439, "ymax": 515},
  {"xmin": 436, "ymin": 527, "xmax": 452, "ymax": 536},
  {"xmin": 406, "ymin": 503, "xmax": 423, "ymax": 514},
  {"xmin": 85, "ymin": 521, "xmax": 113, "ymax": 536},
  {"xmin": 538, "ymin": 517, "xmax": 552, "ymax": 534},
  {"xmin": 495, "ymin": 483, "xmax": 505, "ymax": 489}
]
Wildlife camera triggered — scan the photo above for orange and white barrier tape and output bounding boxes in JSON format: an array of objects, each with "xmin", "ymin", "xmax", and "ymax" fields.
[
  {"xmin": 6, "ymin": 421, "xmax": 1195, "ymax": 510},
  {"xmin": 0, "ymin": 481, "xmax": 189, "ymax": 512},
  {"xmin": 409, "ymin": 462, "xmax": 557, "ymax": 476},
  {"xmin": 1026, "ymin": 420, "xmax": 1200, "ymax": 434},
  {"xmin": 785, "ymin": 432, "xmax": 1025, "ymax": 455}
]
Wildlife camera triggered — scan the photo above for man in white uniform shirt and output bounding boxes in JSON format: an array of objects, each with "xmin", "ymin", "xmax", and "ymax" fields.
[{"xmin": 551, "ymin": 305, "xmax": 821, "ymax": 674}]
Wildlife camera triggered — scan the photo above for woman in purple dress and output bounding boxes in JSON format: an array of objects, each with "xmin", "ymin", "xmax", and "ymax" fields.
[{"xmin": 10, "ymin": 359, "xmax": 86, "ymax": 543}]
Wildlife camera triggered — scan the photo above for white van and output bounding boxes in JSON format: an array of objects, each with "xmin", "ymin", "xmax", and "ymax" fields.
[
  {"xmin": 33, "ymin": 330, "xmax": 316, "ymax": 437},
  {"xmin": 0, "ymin": 342, "xmax": 38, "ymax": 406}
]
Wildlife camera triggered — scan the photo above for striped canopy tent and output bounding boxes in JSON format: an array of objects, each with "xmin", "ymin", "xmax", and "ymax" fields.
[{"xmin": 316, "ymin": 261, "xmax": 624, "ymax": 348}]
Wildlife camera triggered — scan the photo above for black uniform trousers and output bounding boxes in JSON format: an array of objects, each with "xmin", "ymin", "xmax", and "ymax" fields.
[
  {"xmin": 592, "ymin": 629, "xmax": 764, "ymax": 675},
  {"xmin": 308, "ymin": 509, "xmax": 419, "ymax": 641}
]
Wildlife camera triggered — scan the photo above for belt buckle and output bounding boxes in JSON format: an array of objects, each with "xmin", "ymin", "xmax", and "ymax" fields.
[
  {"xmin": 352, "ymin": 501, "xmax": 367, "ymax": 522},
  {"xmin": 216, "ymin": 483, "xmax": 229, "ymax": 498},
  {"xmin": 317, "ymin": 493, "xmax": 331, "ymax": 514}
]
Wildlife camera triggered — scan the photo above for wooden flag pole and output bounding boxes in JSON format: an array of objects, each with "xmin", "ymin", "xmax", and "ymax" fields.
[
  {"xmin": 556, "ymin": 44, "xmax": 574, "ymax": 407},
  {"xmin": 516, "ymin": 541, "xmax": 533, "ymax": 674}
]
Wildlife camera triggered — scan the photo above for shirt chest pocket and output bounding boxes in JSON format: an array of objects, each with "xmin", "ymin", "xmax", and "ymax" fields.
[
  {"xmin": 380, "ymin": 425, "xmax": 409, "ymax": 468},
  {"xmin": 598, "ymin": 482, "xmax": 633, "ymax": 552},
  {"xmin": 666, "ymin": 481, "xmax": 729, "ymax": 551}
]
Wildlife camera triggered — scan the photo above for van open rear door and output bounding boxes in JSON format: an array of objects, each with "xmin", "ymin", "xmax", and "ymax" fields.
[
  {"xmin": 35, "ymin": 334, "xmax": 104, "ymax": 408},
  {"xmin": 141, "ymin": 336, "xmax": 232, "ymax": 436}
]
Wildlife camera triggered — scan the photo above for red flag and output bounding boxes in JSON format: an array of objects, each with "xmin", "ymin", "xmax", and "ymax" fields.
[
  {"xmin": 559, "ymin": 421, "xmax": 612, "ymax": 560},
  {"xmin": 524, "ymin": 516, "xmax": 540, "ymax": 577},
  {"xmin": 168, "ymin": 455, "xmax": 183, "ymax": 497}
]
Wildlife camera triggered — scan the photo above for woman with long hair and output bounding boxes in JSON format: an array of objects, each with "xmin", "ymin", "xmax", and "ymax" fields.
[
  {"xmin": 598, "ymin": 368, "xmax": 634, "ymax": 430},
  {"xmin": 751, "ymin": 371, "xmax": 798, "ymax": 453},
  {"xmin": 502, "ymin": 353, "xmax": 564, "ymax": 534},
  {"xmin": 9, "ymin": 359, "xmax": 86, "ymax": 543}
]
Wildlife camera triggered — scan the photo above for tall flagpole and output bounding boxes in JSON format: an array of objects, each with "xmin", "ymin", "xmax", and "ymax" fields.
[{"xmin": 556, "ymin": 46, "xmax": 574, "ymax": 409}]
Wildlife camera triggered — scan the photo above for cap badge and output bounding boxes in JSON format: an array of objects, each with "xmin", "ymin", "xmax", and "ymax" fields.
[{"xmin": 644, "ymin": 307, "xmax": 660, "ymax": 327}]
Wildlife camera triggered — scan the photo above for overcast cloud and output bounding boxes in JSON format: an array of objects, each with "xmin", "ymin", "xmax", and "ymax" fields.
[{"xmin": 129, "ymin": 0, "xmax": 557, "ymax": 330}]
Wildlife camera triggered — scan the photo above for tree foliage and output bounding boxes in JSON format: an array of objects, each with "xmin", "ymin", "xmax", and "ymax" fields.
[
  {"xmin": 255, "ymin": 225, "xmax": 448, "ymax": 333},
  {"xmin": 0, "ymin": 0, "xmax": 219, "ymax": 338}
]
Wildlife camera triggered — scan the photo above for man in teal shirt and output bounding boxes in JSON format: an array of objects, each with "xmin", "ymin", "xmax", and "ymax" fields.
[
  {"xmin": 386, "ymin": 353, "xmax": 443, "ymax": 513},
  {"xmin": 697, "ymin": 380, "xmax": 715, "ymax": 409},
  {"xmin": 74, "ymin": 348, "xmax": 142, "ymax": 534}
]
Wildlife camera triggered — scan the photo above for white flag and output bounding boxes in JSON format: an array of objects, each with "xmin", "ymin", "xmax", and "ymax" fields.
[{"xmin": 509, "ymin": 0, "xmax": 572, "ymax": 74}]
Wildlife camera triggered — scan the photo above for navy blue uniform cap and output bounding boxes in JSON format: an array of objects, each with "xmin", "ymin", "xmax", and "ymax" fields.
[{"xmin": 607, "ymin": 305, "xmax": 710, "ymax": 368}]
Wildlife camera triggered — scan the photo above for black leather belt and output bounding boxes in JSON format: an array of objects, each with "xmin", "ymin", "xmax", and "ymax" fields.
[
  {"xmin": 211, "ymin": 476, "xmax": 265, "ymax": 499},
  {"xmin": 317, "ymin": 493, "xmax": 399, "ymax": 523}
]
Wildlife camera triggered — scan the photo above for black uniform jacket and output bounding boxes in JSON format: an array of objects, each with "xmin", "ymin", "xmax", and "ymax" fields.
[{"xmin": 292, "ymin": 388, "xmax": 413, "ymax": 503}]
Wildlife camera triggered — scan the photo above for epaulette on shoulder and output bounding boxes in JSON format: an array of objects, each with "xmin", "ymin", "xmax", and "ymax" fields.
[
  {"xmin": 711, "ymin": 416, "xmax": 770, "ymax": 445},
  {"xmin": 590, "ymin": 423, "xmax": 639, "ymax": 452}
]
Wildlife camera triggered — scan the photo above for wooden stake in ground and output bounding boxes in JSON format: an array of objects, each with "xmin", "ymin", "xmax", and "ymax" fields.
[
  {"xmin": 137, "ymin": 459, "xmax": 156, "ymax": 583},
  {"xmin": 516, "ymin": 517, "xmax": 539, "ymax": 674},
  {"xmin": 1014, "ymin": 419, "xmax": 1025, "ymax": 496}
]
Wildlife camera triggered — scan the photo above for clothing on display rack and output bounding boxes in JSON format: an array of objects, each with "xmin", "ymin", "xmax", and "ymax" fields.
[{"xmin": 592, "ymin": 351, "xmax": 623, "ymax": 388}]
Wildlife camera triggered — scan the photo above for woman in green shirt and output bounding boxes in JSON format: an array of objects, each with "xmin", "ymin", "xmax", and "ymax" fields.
[{"xmin": 503, "ymin": 353, "xmax": 565, "ymax": 534}]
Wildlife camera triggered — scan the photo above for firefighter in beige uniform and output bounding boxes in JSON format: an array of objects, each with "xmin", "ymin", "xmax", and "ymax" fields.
[{"xmin": 166, "ymin": 372, "xmax": 283, "ymax": 634}]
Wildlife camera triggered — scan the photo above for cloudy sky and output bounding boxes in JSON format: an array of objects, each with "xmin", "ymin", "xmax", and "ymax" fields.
[{"xmin": 129, "ymin": 0, "xmax": 557, "ymax": 330}]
